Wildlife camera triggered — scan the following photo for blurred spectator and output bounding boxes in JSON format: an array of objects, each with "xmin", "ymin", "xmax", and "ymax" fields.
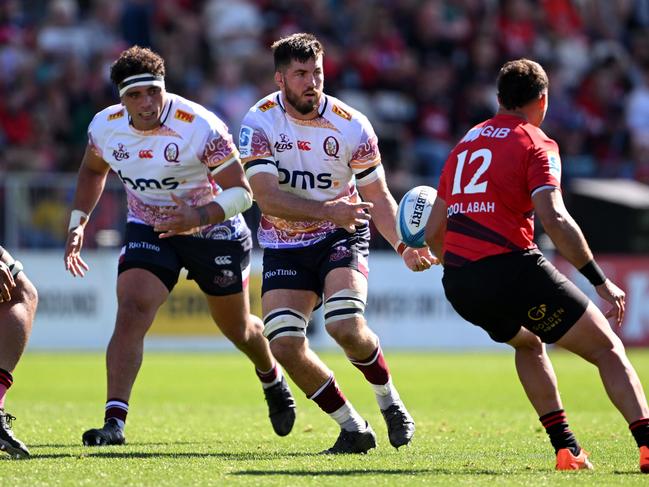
[{"xmin": 2, "ymin": 0, "xmax": 649, "ymax": 247}]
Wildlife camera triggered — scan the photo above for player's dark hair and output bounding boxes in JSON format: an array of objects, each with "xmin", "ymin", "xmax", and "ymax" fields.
[
  {"xmin": 110, "ymin": 45, "xmax": 166, "ymax": 85},
  {"xmin": 497, "ymin": 59, "xmax": 548, "ymax": 110},
  {"xmin": 271, "ymin": 33, "xmax": 324, "ymax": 72}
]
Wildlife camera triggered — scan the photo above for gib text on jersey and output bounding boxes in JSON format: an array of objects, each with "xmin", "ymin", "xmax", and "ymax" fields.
[
  {"xmin": 238, "ymin": 92, "xmax": 382, "ymax": 249},
  {"xmin": 438, "ymin": 114, "xmax": 561, "ymax": 266},
  {"xmin": 87, "ymin": 92, "xmax": 248, "ymax": 241}
]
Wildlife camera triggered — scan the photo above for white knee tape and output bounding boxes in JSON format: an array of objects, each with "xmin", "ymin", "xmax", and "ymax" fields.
[
  {"xmin": 263, "ymin": 308, "xmax": 308, "ymax": 342},
  {"xmin": 324, "ymin": 289, "xmax": 366, "ymax": 326}
]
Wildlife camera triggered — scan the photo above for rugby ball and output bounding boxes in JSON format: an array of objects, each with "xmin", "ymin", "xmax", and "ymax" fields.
[{"xmin": 396, "ymin": 185, "xmax": 436, "ymax": 248}]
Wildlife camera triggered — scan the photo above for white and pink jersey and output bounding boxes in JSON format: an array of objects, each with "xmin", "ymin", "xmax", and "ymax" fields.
[
  {"xmin": 239, "ymin": 92, "xmax": 383, "ymax": 249},
  {"xmin": 88, "ymin": 92, "xmax": 249, "ymax": 241}
]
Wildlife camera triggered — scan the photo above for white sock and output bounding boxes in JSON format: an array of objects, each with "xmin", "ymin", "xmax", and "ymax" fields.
[
  {"xmin": 371, "ymin": 378, "xmax": 401, "ymax": 410},
  {"xmin": 329, "ymin": 401, "xmax": 366, "ymax": 432}
]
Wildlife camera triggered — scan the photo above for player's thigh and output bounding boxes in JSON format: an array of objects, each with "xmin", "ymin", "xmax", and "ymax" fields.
[
  {"xmin": 116, "ymin": 268, "xmax": 170, "ymax": 323},
  {"xmin": 554, "ymin": 301, "xmax": 624, "ymax": 362},
  {"xmin": 204, "ymin": 286, "xmax": 252, "ymax": 333}
]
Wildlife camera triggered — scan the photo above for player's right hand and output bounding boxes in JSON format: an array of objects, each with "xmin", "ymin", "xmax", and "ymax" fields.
[
  {"xmin": 595, "ymin": 279, "xmax": 626, "ymax": 327},
  {"xmin": 64, "ymin": 226, "xmax": 90, "ymax": 277},
  {"xmin": 324, "ymin": 198, "xmax": 373, "ymax": 233},
  {"xmin": 0, "ymin": 260, "xmax": 16, "ymax": 302}
]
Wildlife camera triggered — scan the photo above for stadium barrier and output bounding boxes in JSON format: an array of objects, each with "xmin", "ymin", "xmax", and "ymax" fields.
[{"xmin": 14, "ymin": 250, "xmax": 649, "ymax": 350}]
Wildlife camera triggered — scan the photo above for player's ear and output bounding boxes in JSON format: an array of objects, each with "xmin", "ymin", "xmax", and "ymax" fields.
[{"xmin": 274, "ymin": 70, "xmax": 284, "ymax": 90}]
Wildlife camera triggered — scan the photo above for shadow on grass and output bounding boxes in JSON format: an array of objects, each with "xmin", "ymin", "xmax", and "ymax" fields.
[
  {"xmin": 27, "ymin": 441, "xmax": 205, "ymax": 449},
  {"xmin": 19, "ymin": 451, "xmax": 314, "ymax": 461},
  {"xmin": 232, "ymin": 468, "xmax": 500, "ymax": 476}
]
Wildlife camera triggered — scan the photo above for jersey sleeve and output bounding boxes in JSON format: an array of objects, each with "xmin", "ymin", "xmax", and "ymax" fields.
[
  {"xmin": 199, "ymin": 115, "xmax": 240, "ymax": 175},
  {"xmin": 527, "ymin": 141, "xmax": 562, "ymax": 195},
  {"xmin": 350, "ymin": 116, "xmax": 383, "ymax": 186},
  {"xmin": 238, "ymin": 110, "xmax": 278, "ymax": 180},
  {"xmin": 437, "ymin": 154, "xmax": 451, "ymax": 201},
  {"xmin": 87, "ymin": 113, "xmax": 105, "ymax": 158}
]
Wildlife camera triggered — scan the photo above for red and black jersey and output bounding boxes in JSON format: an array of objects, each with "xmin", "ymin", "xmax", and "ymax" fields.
[{"xmin": 438, "ymin": 114, "xmax": 561, "ymax": 266}]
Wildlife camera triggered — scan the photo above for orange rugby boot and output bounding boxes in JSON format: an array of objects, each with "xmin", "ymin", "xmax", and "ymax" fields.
[
  {"xmin": 556, "ymin": 448, "xmax": 593, "ymax": 471},
  {"xmin": 640, "ymin": 445, "xmax": 649, "ymax": 473}
]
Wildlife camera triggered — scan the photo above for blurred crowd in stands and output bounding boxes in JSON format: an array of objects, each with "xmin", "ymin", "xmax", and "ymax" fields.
[{"xmin": 2, "ymin": 0, "xmax": 649, "ymax": 247}]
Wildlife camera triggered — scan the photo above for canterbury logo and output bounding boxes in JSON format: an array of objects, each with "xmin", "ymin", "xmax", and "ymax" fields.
[
  {"xmin": 332, "ymin": 104, "xmax": 352, "ymax": 121},
  {"xmin": 138, "ymin": 150, "xmax": 153, "ymax": 159},
  {"xmin": 527, "ymin": 304, "xmax": 547, "ymax": 321},
  {"xmin": 108, "ymin": 109, "xmax": 124, "ymax": 121},
  {"xmin": 214, "ymin": 255, "xmax": 232, "ymax": 265},
  {"xmin": 297, "ymin": 140, "xmax": 311, "ymax": 151},
  {"xmin": 258, "ymin": 100, "xmax": 278, "ymax": 112},
  {"xmin": 174, "ymin": 109, "xmax": 195, "ymax": 123}
]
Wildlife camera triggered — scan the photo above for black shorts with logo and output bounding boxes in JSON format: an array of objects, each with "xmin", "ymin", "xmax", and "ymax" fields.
[
  {"xmin": 118, "ymin": 222, "xmax": 251, "ymax": 296},
  {"xmin": 261, "ymin": 226, "xmax": 370, "ymax": 297},
  {"xmin": 442, "ymin": 249, "xmax": 589, "ymax": 344}
]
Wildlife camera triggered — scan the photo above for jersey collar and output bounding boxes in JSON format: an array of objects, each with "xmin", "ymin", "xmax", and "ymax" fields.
[{"xmin": 276, "ymin": 92, "xmax": 328, "ymax": 119}]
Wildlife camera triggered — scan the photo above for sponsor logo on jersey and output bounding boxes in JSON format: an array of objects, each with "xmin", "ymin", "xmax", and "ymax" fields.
[
  {"xmin": 164, "ymin": 143, "xmax": 180, "ymax": 163},
  {"xmin": 547, "ymin": 151, "xmax": 561, "ymax": 181},
  {"xmin": 174, "ymin": 109, "xmax": 195, "ymax": 123},
  {"xmin": 214, "ymin": 255, "xmax": 232, "ymax": 265},
  {"xmin": 277, "ymin": 167, "xmax": 333, "ymax": 189},
  {"xmin": 258, "ymin": 100, "xmax": 278, "ymax": 112},
  {"xmin": 332, "ymin": 104, "xmax": 352, "ymax": 121},
  {"xmin": 139, "ymin": 149, "xmax": 154, "ymax": 159},
  {"xmin": 117, "ymin": 169, "xmax": 180, "ymax": 191},
  {"xmin": 239, "ymin": 126, "xmax": 253, "ymax": 151},
  {"xmin": 107, "ymin": 109, "xmax": 125, "ymax": 121},
  {"xmin": 323, "ymin": 136, "xmax": 340, "ymax": 158},
  {"xmin": 274, "ymin": 133, "xmax": 293, "ymax": 152},
  {"xmin": 112, "ymin": 143, "xmax": 130, "ymax": 161},
  {"xmin": 461, "ymin": 125, "xmax": 511, "ymax": 143},
  {"xmin": 264, "ymin": 268, "xmax": 297, "ymax": 279},
  {"xmin": 297, "ymin": 140, "xmax": 311, "ymax": 151}
]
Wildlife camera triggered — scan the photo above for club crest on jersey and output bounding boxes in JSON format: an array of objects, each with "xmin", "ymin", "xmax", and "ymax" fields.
[
  {"xmin": 323, "ymin": 136, "xmax": 340, "ymax": 158},
  {"xmin": 274, "ymin": 133, "xmax": 293, "ymax": 152},
  {"xmin": 258, "ymin": 100, "xmax": 278, "ymax": 112},
  {"xmin": 164, "ymin": 143, "xmax": 180, "ymax": 163},
  {"xmin": 332, "ymin": 104, "xmax": 352, "ymax": 121},
  {"xmin": 112, "ymin": 143, "xmax": 130, "ymax": 161},
  {"xmin": 174, "ymin": 109, "xmax": 195, "ymax": 123},
  {"xmin": 107, "ymin": 109, "xmax": 124, "ymax": 121}
]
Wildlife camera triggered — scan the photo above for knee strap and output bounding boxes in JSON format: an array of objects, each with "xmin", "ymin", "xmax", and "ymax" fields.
[
  {"xmin": 324, "ymin": 288, "xmax": 366, "ymax": 326},
  {"xmin": 263, "ymin": 308, "xmax": 309, "ymax": 342}
]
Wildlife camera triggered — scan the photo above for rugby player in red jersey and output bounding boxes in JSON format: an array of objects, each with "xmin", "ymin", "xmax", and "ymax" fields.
[
  {"xmin": 0, "ymin": 247, "xmax": 37, "ymax": 458},
  {"xmin": 425, "ymin": 58, "xmax": 649, "ymax": 472}
]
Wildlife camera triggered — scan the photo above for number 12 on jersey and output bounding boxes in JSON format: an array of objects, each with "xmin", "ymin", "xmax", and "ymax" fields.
[{"xmin": 452, "ymin": 148, "xmax": 492, "ymax": 195}]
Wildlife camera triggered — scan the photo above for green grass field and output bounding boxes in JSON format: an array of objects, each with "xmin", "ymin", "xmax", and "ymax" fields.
[{"xmin": 2, "ymin": 350, "xmax": 648, "ymax": 486}]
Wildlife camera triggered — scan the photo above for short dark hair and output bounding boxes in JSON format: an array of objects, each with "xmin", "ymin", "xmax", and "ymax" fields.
[
  {"xmin": 271, "ymin": 33, "xmax": 324, "ymax": 72},
  {"xmin": 497, "ymin": 59, "xmax": 548, "ymax": 110},
  {"xmin": 110, "ymin": 45, "xmax": 165, "ymax": 86}
]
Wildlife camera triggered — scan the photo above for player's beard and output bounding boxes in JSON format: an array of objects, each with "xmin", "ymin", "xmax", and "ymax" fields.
[{"xmin": 284, "ymin": 84, "xmax": 320, "ymax": 115}]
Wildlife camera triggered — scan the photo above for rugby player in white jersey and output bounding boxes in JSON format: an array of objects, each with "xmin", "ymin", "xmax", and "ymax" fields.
[
  {"xmin": 0, "ymin": 247, "xmax": 37, "ymax": 458},
  {"xmin": 238, "ymin": 33, "xmax": 436, "ymax": 454},
  {"xmin": 64, "ymin": 46, "xmax": 296, "ymax": 446}
]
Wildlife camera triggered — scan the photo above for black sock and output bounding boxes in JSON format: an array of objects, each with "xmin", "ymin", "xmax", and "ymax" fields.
[
  {"xmin": 539, "ymin": 409, "xmax": 580, "ymax": 455},
  {"xmin": 629, "ymin": 418, "xmax": 649, "ymax": 448}
]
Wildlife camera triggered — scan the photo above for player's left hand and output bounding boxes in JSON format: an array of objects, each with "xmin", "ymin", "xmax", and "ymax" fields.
[
  {"xmin": 0, "ymin": 260, "xmax": 16, "ymax": 303},
  {"xmin": 595, "ymin": 278, "xmax": 626, "ymax": 327},
  {"xmin": 155, "ymin": 194, "xmax": 202, "ymax": 238},
  {"xmin": 402, "ymin": 246, "xmax": 438, "ymax": 272}
]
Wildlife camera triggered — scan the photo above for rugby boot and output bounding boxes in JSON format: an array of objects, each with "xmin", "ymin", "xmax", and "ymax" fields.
[
  {"xmin": 556, "ymin": 447, "xmax": 593, "ymax": 470},
  {"xmin": 82, "ymin": 418, "xmax": 125, "ymax": 446},
  {"xmin": 640, "ymin": 445, "xmax": 649, "ymax": 473},
  {"xmin": 381, "ymin": 401, "xmax": 415, "ymax": 449},
  {"xmin": 263, "ymin": 376, "xmax": 296, "ymax": 436},
  {"xmin": 322, "ymin": 422, "xmax": 377, "ymax": 454},
  {"xmin": 0, "ymin": 409, "xmax": 30, "ymax": 458}
]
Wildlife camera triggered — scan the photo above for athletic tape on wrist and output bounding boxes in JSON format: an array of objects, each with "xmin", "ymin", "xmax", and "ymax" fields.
[
  {"xmin": 394, "ymin": 240, "xmax": 407, "ymax": 256},
  {"xmin": 68, "ymin": 209, "xmax": 89, "ymax": 231},
  {"xmin": 214, "ymin": 187, "xmax": 252, "ymax": 220}
]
